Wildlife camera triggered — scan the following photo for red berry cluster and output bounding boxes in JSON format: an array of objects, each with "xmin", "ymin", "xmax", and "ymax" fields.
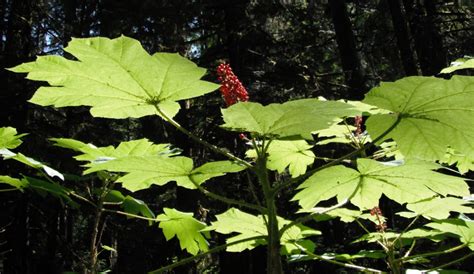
[
  {"xmin": 354, "ymin": 115, "xmax": 363, "ymax": 136},
  {"xmin": 370, "ymin": 206, "xmax": 388, "ymax": 232},
  {"xmin": 217, "ymin": 63, "xmax": 249, "ymax": 107}
]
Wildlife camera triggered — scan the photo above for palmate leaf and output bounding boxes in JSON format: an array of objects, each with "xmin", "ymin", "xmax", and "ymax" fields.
[
  {"xmin": 156, "ymin": 208, "xmax": 209, "ymax": 255},
  {"xmin": 426, "ymin": 219, "xmax": 474, "ymax": 250},
  {"xmin": 203, "ymin": 208, "xmax": 320, "ymax": 252},
  {"xmin": 0, "ymin": 127, "xmax": 27, "ymax": 149},
  {"xmin": 246, "ymin": 140, "xmax": 315, "ymax": 178},
  {"xmin": 292, "ymin": 159, "xmax": 469, "ymax": 211},
  {"xmin": 9, "ymin": 36, "xmax": 219, "ymax": 119},
  {"xmin": 363, "ymin": 76, "xmax": 474, "ymax": 162},
  {"xmin": 85, "ymin": 155, "xmax": 246, "ymax": 192},
  {"xmin": 221, "ymin": 99, "xmax": 358, "ymax": 139}
]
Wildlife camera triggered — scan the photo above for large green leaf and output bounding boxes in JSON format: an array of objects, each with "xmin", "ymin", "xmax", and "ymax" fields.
[
  {"xmin": 426, "ymin": 219, "xmax": 474, "ymax": 250},
  {"xmin": 0, "ymin": 127, "xmax": 27, "ymax": 149},
  {"xmin": 203, "ymin": 208, "xmax": 320, "ymax": 252},
  {"xmin": 221, "ymin": 99, "xmax": 358, "ymax": 139},
  {"xmin": 85, "ymin": 156, "xmax": 246, "ymax": 191},
  {"xmin": 363, "ymin": 76, "xmax": 474, "ymax": 162},
  {"xmin": 246, "ymin": 140, "xmax": 315, "ymax": 178},
  {"xmin": 156, "ymin": 208, "xmax": 209, "ymax": 255},
  {"xmin": 9, "ymin": 36, "xmax": 219, "ymax": 119},
  {"xmin": 398, "ymin": 197, "xmax": 474, "ymax": 220},
  {"xmin": 292, "ymin": 159, "xmax": 469, "ymax": 211}
]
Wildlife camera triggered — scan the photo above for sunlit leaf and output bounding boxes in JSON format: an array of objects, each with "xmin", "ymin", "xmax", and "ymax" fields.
[
  {"xmin": 203, "ymin": 208, "xmax": 320, "ymax": 252},
  {"xmin": 364, "ymin": 76, "xmax": 474, "ymax": 162},
  {"xmin": 292, "ymin": 159, "xmax": 468, "ymax": 210},
  {"xmin": 399, "ymin": 197, "xmax": 474, "ymax": 220},
  {"xmin": 247, "ymin": 140, "xmax": 315, "ymax": 177},
  {"xmin": 0, "ymin": 175, "xmax": 28, "ymax": 191},
  {"xmin": 9, "ymin": 36, "xmax": 219, "ymax": 119},
  {"xmin": 221, "ymin": 99, "xmax": 358, "ymax": 139},
  {"xmin": 0, "ymin": 127, "xmax": 27, "ymax": 149},
  {"xmin": 85, "ymin": 156, "xmax": 246, "ymax": 191},
  {"xmin": 440, "ymin": 57, "xmax": 474, "ymax": 73},
  {"xmin": 156, "ymin": 208, "xmax": 209, "ymax": 255}
]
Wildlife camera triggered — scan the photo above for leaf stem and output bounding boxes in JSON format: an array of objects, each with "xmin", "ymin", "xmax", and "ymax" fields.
[
  {"xmin": 395, "ymin": 243, "xmax": 467, "ymax": 263},
  {"xmin": 148, "ymin": 235, "xmax": 267, "ymax": 273},
  {"xmin": 279, "ymin": 199, "xmax": 348, "ymax": 237},
  {"xmin": 153, "ymin": 104, "xmax": 252, "ymax": 168},
  {"xmin": 427, "ymin": 251, "xmax": 474, "ymax": 271},
  {"xmin": 102, "ymin": 209, "xmax": 157, "ymax": 221},
  {"xmin": 189, "ymin": 177, "xmax": 266, "ymax": 213},
  {"xmin": 292, "ymin": 242, "xmax": 385, "ymax": 273}
]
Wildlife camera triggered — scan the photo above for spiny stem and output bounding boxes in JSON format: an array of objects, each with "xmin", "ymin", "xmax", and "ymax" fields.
[
  {"xmin": 153, "ymin": 104, "xmax": 252, "ymax": 168},
  {"xmin": 148, "ymin": 235, "xmax": 267, "ymax": 273}
]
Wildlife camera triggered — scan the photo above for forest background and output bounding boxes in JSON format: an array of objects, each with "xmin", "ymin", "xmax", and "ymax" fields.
[{"xmin": 0, "ymin": 0, "xmax": 473, "ymax": 273}]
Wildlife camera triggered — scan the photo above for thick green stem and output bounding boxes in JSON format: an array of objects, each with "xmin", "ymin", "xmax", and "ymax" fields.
[
  {"xmin": 255, "ymin": 150, "xmax": 283, "ymax": 274},
  {"xmin": 153, "ymin": 104, "xmax": 252, "ymax": 168}
]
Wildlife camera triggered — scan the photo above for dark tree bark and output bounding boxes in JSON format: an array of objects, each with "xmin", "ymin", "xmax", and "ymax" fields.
[
  {"xmin": 403, "ymin": 0, "xmax": 447, "ymax": 75},
  {"xmin": 329, "ymin": 0, "xmax": 367, "ymax": 100},
  {"xmin": 387, "ymin": 0, "xmax": 419, "ymax": 76}
]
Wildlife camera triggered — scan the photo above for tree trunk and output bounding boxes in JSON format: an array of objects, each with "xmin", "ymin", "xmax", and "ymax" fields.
[
  {"xmin": 387, "ymin": 0, "xmax": 419, "ymax": 76},
  {"xmin": 329, "ymin": 0, "xmax": 367, "ymax": 100},
  {"xmin": 402, "ymin": 0, "xmax": 447, "ymax": 75}
]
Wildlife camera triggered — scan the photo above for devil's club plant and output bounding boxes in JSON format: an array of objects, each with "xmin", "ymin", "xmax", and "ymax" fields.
[{"xmin": 1, "ymin": 36, "xmax": 473, "ymax": 273}]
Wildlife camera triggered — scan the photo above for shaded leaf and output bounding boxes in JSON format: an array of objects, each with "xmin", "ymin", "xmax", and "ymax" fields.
[
  {"xmin": 426, "ymin": 219, "xmax": 474, "ymax": 250},
  {"xmin": 0, "ymin": 150, "xmax": 64, "ymax": 180}
]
